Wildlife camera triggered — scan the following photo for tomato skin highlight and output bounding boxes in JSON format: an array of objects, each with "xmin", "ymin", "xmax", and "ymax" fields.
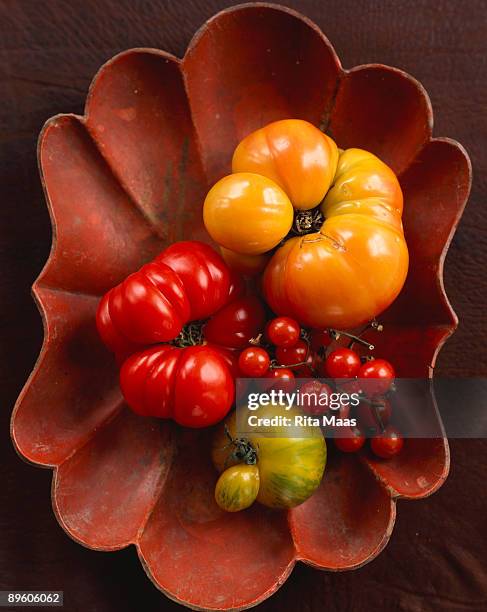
[
  {"xmin": 97, "ymin": 241, "xmax": 234, "ymax": 358},
  {"xmin": 215, "ymin": 464, "xmax": 260, "ymax": 512},
  {"xmin": 119, "ymin": 344, "xmax": 234, "ymax": 428}
]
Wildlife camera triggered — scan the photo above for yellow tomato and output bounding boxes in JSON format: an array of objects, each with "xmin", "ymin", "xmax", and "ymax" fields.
[
  {"xmin": 219, "ymin": 246, "xmax": 270, "ymax": 277},
  {"xmin": 263, "ymin": 148, "xmax": 409, "ymax": 329},
  {"xmin": 215, "ymin": 464, "xmax": 260, "ymax": 512},
  {"xmin": 232, "ymin": 119, "xmax": 339, "ymax": 210},
  {"xmin": 212, "ymin": 405, "xmax": 326, "ymax": 511},
  {"xmin": 203, "ymin": 172, "xmax": 293, "ymax": 255}
]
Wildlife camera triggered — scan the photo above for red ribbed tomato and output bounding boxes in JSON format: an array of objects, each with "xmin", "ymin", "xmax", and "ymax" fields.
[
  {"xmin": 120, "ymin": 344, "xmax": 235, "ymax": 428},
  {"xmin": 96, "ymin": 241, "xmax": 242, "ymax": 359}
]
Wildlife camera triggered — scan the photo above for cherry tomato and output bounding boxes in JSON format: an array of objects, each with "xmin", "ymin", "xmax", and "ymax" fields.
[
  {"xmin": 310, "ymin": 329, "xmax": 333, "ymax": 351},
  {"xmin": 238, "ymin": 347, "xmax": 270, "ymax": 377},
  {"xmin": 266, "ymin": 317, "xmax": 301, "ymax": 348},
  {"xmin": 120, "ymin": 344, "xmax": 234, "ymax": 428},
  {"xmin": 276, "ymin": 339, "xmax": 319, "ymax": 376},
  {"xmin": 334, "ymin": 426, "xmax": 366, "ymax": 453},
  {"xmin": 325, "ymin": 348, "xmax": 361, "ymax": 379},
  {"xmin": 359, "ymin": 359, "xmax": 395, "ymax": 397},
  {"xmin": 204, "ymin": 296, "xmax": 266, "ymax": 349},
  {"xmin": 266, "ymin": 368, "xmax": 295, "ymax": 392},
  {"xmin": 299, "ymin": 380, "xmax": 333, "ymax": 415},
  {"xmin": 275, "ymin": 338, "xmax": 308, "ymax": 367},
  {"xmin": 357, "ymin": 398, "xmax": 392, "ymax": 432},
  {"xmin": 215, "ymin": 464, "xmax": 260, "ymax": 512},
  {"xmin": 371, "ymin": 427, "xmax": 404, "ymax": 458}
]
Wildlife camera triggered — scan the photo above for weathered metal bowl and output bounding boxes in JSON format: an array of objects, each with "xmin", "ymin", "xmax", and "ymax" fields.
[{"xmin": 11, "ymin": 3, "xmax": 471, "ymax": 610}]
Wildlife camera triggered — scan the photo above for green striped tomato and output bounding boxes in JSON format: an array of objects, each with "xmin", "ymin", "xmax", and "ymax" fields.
[
  {"xmin": 212, "ymin": 405, "xmax": 326, "ymax": 510},
  {"xmin": 215, "ymin": 464, "xmax": 260, "ymax": 512}
]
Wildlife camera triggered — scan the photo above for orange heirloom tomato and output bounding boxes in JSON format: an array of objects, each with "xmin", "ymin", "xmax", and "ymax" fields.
[
  {"xmin": 203, "ymin": 172, "xmax": 293, "ymax": 255},
  {"xmin": 232, "ymin": 119, "xmax": 339, "ymax": 210},
  {"xmin": 263, "ymin": 148, "xmax": 409, "ymax": 329},
  {"xmin": 219, "ymin": 246, "xmax": 270, "ymax": 277}
]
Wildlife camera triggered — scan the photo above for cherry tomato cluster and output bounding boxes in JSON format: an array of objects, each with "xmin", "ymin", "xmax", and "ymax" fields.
[
  {"xmin": 238, "ymin": 316, "xmax": 313, "ymax": 390},
  {"xmin": 321, "ymin": 343, "xmax": 403, "ymax": 459},
  {"xmin": 237, "ymin": 316, "xmax": 404, "ymax": 460}
]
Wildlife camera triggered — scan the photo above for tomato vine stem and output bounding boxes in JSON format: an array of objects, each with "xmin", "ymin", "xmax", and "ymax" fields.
[{"xmin": 224, "ymin": 425, "xmax": 257, "ymax": 466}]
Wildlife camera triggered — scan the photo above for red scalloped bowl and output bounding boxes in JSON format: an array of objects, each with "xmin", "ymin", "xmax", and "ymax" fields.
[{"xmin": 11, "ymin": 3, "xmax": 471, "ymax": 610}]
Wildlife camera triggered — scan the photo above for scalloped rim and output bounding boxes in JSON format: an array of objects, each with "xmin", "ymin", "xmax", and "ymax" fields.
[{"xmin": 10, "ymin": 3, "xmax": 472, "ymax": 610}]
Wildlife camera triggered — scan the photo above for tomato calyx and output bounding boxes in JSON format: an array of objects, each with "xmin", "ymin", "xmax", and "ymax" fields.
[
  {"xmin": 224, "ymin": 425, "xmax": 257, "ymax": 466},
  {"xmin": 291, "ymin": 207, "xmax": 324, "ymax": 236},
  {"xmin": 171, "ymin": 319, "xmax": 207, "ymax": 347}
]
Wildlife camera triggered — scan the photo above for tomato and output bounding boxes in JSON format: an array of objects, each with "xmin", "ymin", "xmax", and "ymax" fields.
[
  {"xmin": 119, "ymin": 344, "xmax": 234, "ymax": 428},
  {"xmin": 204, "ymin": 295, "xmax": 266, "ymax": 349},
  {"xmin": 334, "ymin": 426, "xmax": 366, "ymax": 453},
  {"xmin": 275, "ymin": 338, "xmax": 308, "ymax": 366},
  {"xmin": 299, "ymin": 380, "xmax": 333, "ymax": 416},
  {"xmin": 215, "ymin": 464, "xmax": 260, "ymax": 512},
  {"xmin": 203, "ymin": 172, "xmax": 293, "ymax": 255},
  {"xmin": 275, "ymin": 338, "xmax": 317, "ymax": 376},
  {"xmin": 310, "ymin": 328, "xmax": 333, "ymax": 351},
  {"xmin": 220, "ymin": 246, "xmax": 270, "ymax": 277},
  {"xmin": 238, "ymin": 347, "xmax": 270, "ymax": 377},
  {"xmin": 358, "ymin": 359, "xmax": 395, "ymax": 397},
  {"xmin": 232, "ymin": 119, "xmax": 338, "ymax": 210},
  {"xmin": 266, "ymin": 316, "xmax": 301, "ymax": 347},
  {"xmin": 266, "ymin": 368, "xmax": 296, "ymax": 392},
  {"xmin": 325, "ymin": 348, "xmax": 361, "ymax": 379},
  {"xmin": 155, "ymin": 241, "xmax": 233, "ymax": 320},
  {"xmin": 371, "ymin": 427, "xmax": 404, "ymax": 458},
  {"xmin": 263, "ymin": 148, "xmax": 409, "ymax": 329},
  {"xmin": 205, "ymin": 343, "xmax": 240, "ymax": 380},
  {"xmin": 212, "ymin": 405, "xmax": 326, "ymax": 510},
  {"xmin": 96, "ymin": 260, "xmax": 190, "ymax": 355},
  {"xmin": 96, "ymin": 241, "xmax": 233, "ymax": 358}
]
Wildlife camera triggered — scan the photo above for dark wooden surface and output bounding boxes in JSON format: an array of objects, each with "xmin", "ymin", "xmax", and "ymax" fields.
[{"xmin": 1, "ymin": 1, "xmax": 486, "ymax": 610}]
